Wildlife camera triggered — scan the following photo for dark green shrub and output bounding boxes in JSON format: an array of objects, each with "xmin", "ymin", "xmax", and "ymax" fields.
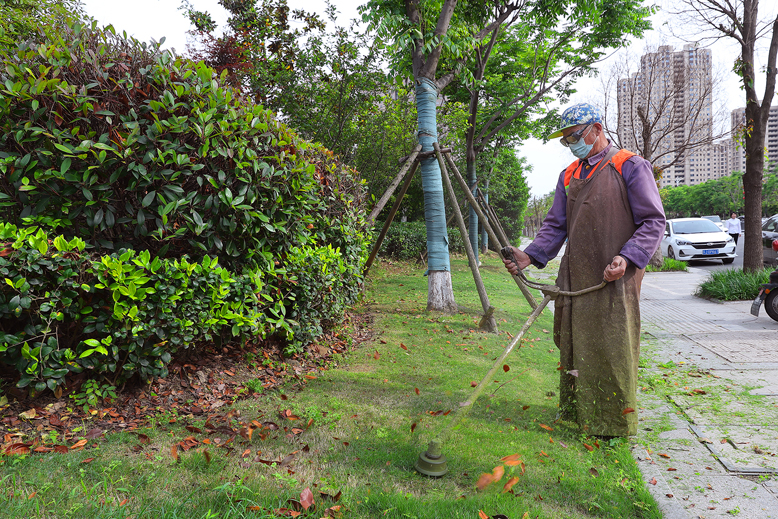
[
  {"xmin": 697, "ymin": 268, "xmax": 772, "ymax": 301},
  {"xmin": 0, "ymin": 22, "xmax": 371, "ymax": 392},
  {"xmin": 378, "ymin": 221, "xmax": 465, "ymax": 261}
]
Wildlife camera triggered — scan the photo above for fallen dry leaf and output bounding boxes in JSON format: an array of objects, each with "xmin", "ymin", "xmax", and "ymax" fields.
[
  {"xmin": 491, "ymin": 465, "xmax": 505, "ymax": 482},
  {"xmin": 583, "ymin": 443, "xmax": 594, "ymax": 452},
  {"xmin": 503, "ymin": 476, "xmax": 520, "ymax": 493},
  {"xmin": 539, "ymin": 423, "xmax": 553, "ymax": 432},
  {"xmin": 400, "ymin": 343, "xmax": 408, "ymax": 351},
  {"xmin": 70, "ymin": 439, "xmax": 87, "ymax": 450},
  {"xmin": 622, "ymin": 407, "xmax": 635, "ymax": 415},
  {"xmin": 300, "ymin": 487, "xmax": 315, "ymax": 511},
  {"xmin": 476, "ymin": 473, "xmax": 495, "ymax": 490},
  {"xmin": 658, "ymin": 453, "xmax": 671, "ymax": 459},
  {"xmin": 500, "ymin": 453, "xmax": 521, "ymax": 463},
  {"xmin": 649, "ymin": 477, "xmax": 657, "ymax": 485},
  {"xmin": 503, "ymin": 364, "xmax": 510, "ymax": 372},
  {"xmin": 479, "ymin": 511, "xmax": 489, "ymax": 519},
  {"xmin": 19, "ymin": 409, "xmax": 36, "ymax": 420}
]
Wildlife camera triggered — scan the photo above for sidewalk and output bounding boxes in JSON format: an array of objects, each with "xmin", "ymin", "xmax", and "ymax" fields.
[{"xmin": 635, "ymin": 267, "xmax": 778, "ymax": 518}]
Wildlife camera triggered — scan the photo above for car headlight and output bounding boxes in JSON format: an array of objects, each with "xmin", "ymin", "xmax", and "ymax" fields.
[
  {"xmin": 675, "ymin": 239, "xmax": 691, "ymax": 246},
  {"xmin": 726, "ymin": 237, "xmax": 734, "ymax": 243}
]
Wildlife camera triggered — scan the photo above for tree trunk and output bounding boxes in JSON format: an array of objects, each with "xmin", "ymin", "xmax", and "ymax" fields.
[
  {"xmin": 743, "ymin": 107, "xmax": 764, "ymax": 272},
  {"xmin": 648, "ymin": 245, "xmax": 663, "ymax": 268},
  {"xmin": 415, "ymin": 77, "xmax": 456, "ymax": 312},
  {"xmin": 466, "ymin": 158, "xmax": 479, "ymax": 265}
]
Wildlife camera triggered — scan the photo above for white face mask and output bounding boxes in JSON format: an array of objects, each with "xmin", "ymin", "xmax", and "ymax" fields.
[{"xmin": 568, "ymin": 125, "xmax": 595, "ymax": 159}]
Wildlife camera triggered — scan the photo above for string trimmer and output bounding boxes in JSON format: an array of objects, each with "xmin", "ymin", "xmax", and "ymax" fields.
[{"xmin": 414, "ymin": 247, "xmax": 606, "ymax": 477}]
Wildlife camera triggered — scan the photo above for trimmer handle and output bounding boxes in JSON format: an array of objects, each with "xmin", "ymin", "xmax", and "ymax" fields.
[{"xmin": 500, "ymin": 246, "xmax": 520, "ymax": 271}]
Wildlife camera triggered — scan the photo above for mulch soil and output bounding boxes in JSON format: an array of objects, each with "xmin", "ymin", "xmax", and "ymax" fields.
[{"xmin": 1, "ymin": 312, "xmax": 374, "ymax": 448}]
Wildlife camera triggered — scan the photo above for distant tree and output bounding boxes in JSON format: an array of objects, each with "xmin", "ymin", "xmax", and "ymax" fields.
[
  {"xmin": 672, "ymin": 0, "xmax": 778, "ymax": 272},
  {"xmin": 180, "ymin": 0, "xmax": 326, "ymax": 110},
  {"xmin": 523, "ymin": 191, "xmax": 555, "ymax": 239}
]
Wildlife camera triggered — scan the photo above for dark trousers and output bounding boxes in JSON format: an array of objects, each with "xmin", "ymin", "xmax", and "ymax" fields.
[{"xmin": 730, "ymin": 233, "xmax": 739, "ymax": 245}]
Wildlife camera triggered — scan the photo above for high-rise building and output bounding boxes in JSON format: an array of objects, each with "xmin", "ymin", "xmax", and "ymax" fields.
[
  {"xmin": 616, "ymin": 45, "xmax": 716, "ymax": 187},
  {"xmin": 730, "ymin": 105, "xmax": 778, "ymax": 172}
]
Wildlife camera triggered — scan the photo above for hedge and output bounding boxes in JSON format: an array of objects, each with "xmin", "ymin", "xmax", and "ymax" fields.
[{"xmin": 0, "ymin": 22, "xmax": 371, "ymax": 394}]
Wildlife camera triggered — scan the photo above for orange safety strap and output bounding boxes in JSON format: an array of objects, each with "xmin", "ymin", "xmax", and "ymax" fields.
[{"xmin": 563, "ymin": 149, "xmax": 637, "ymax": 190}]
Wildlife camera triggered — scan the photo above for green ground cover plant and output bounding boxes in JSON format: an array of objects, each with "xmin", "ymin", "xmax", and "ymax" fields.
[
  {"xmin": 646, "ymin": 257, "xmax": 688, "ymax": 272},
  {"xmin": 0, "ymin": 253, "xmax": 660, "ymax": 519},
  {"xmin": 696, "ymin": 268, "xmax": 772, "ymax": 301}
]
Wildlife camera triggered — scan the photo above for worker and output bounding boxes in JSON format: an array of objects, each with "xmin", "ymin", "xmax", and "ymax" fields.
[{"xmin": 502, "ymin": 103, "xmax": 665, "ymax": 437}]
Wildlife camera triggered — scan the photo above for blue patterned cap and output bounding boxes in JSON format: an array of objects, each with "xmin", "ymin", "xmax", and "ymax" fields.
[{"xmin": 548, "ymin": 103, "xmax": 602, "ymax": 139}]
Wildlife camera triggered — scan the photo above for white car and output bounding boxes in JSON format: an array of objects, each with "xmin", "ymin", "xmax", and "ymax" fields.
[
  {"xmin": 701, "ymin": 215, "xmax": 728, "ymax": 233},
  {"xmin": 661, "ymin": 218, "xmax": 737, "ymax": 264}
]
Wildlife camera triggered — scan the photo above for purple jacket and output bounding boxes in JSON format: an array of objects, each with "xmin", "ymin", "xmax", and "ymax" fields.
[{"xmin": 524, "ymin": 143, "xmax": 665, "ymax": 270}]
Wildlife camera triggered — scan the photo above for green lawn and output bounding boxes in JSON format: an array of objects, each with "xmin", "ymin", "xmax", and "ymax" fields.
[{"xmin": 0, "ymin": 252, "xmax": 660, "ymax": 519}]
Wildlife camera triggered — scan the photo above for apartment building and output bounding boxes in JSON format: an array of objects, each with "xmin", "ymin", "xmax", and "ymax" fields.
[{"xmin": 617, "ymin": 44, "xmax": 718, "ymax": 187}]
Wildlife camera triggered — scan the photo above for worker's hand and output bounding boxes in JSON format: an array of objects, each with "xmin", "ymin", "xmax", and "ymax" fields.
[
  {"xmin": 603, "ymin": 255, "xmax": 627, "ymax": 282},
  {"xmin": 501, "ymin": 246, "xmax": 531, "ymax": 276}
]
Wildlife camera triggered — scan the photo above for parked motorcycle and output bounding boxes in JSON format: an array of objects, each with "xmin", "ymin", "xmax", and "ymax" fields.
[{"xmin": 750, "ymin": 238, "xmax": 778, "ymax": 321}]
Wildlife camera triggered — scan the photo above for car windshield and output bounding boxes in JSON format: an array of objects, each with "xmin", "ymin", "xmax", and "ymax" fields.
[
  {"xmin": 702, "ymin": 215, "xmax": 721, "ymax": 223},
  {"xmin": 673, "ymin": 220, "xmax": 722, "ymax": 234}
]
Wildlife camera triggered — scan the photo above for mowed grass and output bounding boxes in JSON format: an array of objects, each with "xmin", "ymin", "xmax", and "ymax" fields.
[{"xmin": 0, "ymin": 252, "xmax": 660, "ymax": 519}]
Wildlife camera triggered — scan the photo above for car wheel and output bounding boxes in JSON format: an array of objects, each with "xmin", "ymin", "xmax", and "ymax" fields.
[
  {"xmin": 722, "ymin": 258, "xmax": 734, "ymax": 265},
  {"xmin": 667, "ymin": 246, "xmax": 676, "ymax": 260},
  {"xmin": 765, "ymin": 291, "xmax": 778, "ymax": 322}
]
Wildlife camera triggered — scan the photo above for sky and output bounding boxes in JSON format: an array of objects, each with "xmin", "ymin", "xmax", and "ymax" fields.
[{"xmin": 80, "ymin": 0, "xmax": 776, "ymax": 196}]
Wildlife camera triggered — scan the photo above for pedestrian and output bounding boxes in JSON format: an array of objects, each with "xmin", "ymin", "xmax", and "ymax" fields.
[
  {"xmin": 502, "ymin": 103, "xmax": 665, "ymax": 437},
  {"xmin": 725, "ymin": 212, "xmax": 741, "ymax": 244}
]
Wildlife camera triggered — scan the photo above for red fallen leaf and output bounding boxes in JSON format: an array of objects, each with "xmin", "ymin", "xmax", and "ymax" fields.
[
  {"xmin": 583, "ymin": 443, "xmax": 594, "ymax": 452},
  {"xmin": 280, "ymin": 394, "xmax": 288, "ymax": 400},
  {"xmin": 479, "ymin": 511, "xmax": 489, "ymax": 519},
  {"xmin": 305, "ymin": 375, "xmax": 316, "ymax": 380},
  {"xmin": 342, "ymin": 442, "xmax": 349, "ymax": 447},
  {"xmin": 502, "ymin": 476, "xmax": 520, "ymax": 493},
  {"xmin": 666, "ymin": 493, "xmax": 674, "ymax": 498},
  {"xmin": 28, "ymin": 491, "xmax": 36, "ymax": 499},
  {"xmin": 380, "ymin": 339, "xmax": 387, "ymax": 344},
  {"xmin": 241, "ymin": 448, "xmax": 251, "ymax": 458},
  {"xmin": 594, "ymin": 439, "xmax": 600, "ymax": 449},
  {"xmin": 589, "ymin": 467, "xmax": 599, "ymax": 477},
  {"xmin": 470, "ymin": 381, "xmax": 478, "ymax": 387},
  {"xmin": 411, "ymin": 423, "xmax": 417, "ymax": 433},
  {"xmin": 247, "ymin": 505, "xmax": 262, "ymax": 511},
  {"xmin": 491, "ymin": 465, "xmax": 504, "ymax": 482},
  {"xmin": 520, "ymin": 461, "xmax": 526, "ymax": 475},
  {"xmin": 300, "ymin": 487, "xmax": 315, "ymax": 511},
  {"xmin": 400, "ymin": 343, "xmax": 408, "ymax": 351},
  {"xmin": 54, "ymin": 445, "xmax": 68, "ymax": 454},
  {"xmin": 34, "ymin": 446, "xmax": 53, "ymax": 453},
  {"xmin": 415, "ymin": 388, "xmax": 420, "ymax": 395},
  {"xmin": 224, "ymin": 369, "xmax": 235, "ymax": 376},
  {"xmin": 708, "ymin": 507, "xmax": 716, "ymax": 510},
  {"xmin": 476, "ymin": 473, "xmax": 495, "ymax": 490},
  {"xmin": 186, "ymin": 425, "xmax": 202, "ymax": 434},
  {"xmin": 85, "ymin": 428, "xmax": 103, "ymax": 440},
  {"xmin": 203, "ymin": 449, "xmax": 211, "ymax": 463},
  {"xmin": 503, "ymin": 364, "xmax": 510, "ymax": 372},
  {"xmin": 81, "ymin": 457, "xmax": 95, "ymax": 464},
  {"xmin": 540, "ymin": 450, "xmax": 549, "ymax": 457},
  {"xmin": 4, "ymin": 443, "xmax": 31, "ymax": 455},
  {"xmin": 119, "ymin": 498, "xmax": 129, "ymax": 506},
  {"xmin": 443, "ymin": 410, "xmax": 451, "ymax": 415},
  {"xmin": 136, "ymin": 433, "xmax": 150, "ymax": 444},
  {"xmin": 171, "ymin": 444, "xmax": 180, "ymax": 462},
  {"xmin": 667, "ymin": 467, "xmax": 677, "ymax": 471},
  {"xmin": 522, "ymin": 405, "xmax": 530, "ymax": 410},
  {"xmin": 658, "ymin": 453, "xmax": 671, "ymax": 459},
  {"xmin": 649, "ymin": 477, "xmax": 657, "ymax": 485},
  {"xmin": 539, "ymin": 424, "xmax": 553, "ymax": 431},
  {"xmin": 70, "ymin": 439, "xmax": 87, "ymax": 450},
  {"xmin": 373, "ymin": 351, "xmax": 380, "ymax": 360},
  {"xmin": 692, "ymin": 389, "xmax": 706, "ymax": 395},
  {"xmin": 622, "ymin": 408, "xmax": 635, "ymax": 415},
  {"xmin": 501, "ymin": 453, "xmax": 521, "ymax": 463}
]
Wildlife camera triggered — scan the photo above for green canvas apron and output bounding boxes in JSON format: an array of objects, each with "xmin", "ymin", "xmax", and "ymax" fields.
[{"xmin": 553, "ymin": 148, "xmax": 644, "ymax": 437}]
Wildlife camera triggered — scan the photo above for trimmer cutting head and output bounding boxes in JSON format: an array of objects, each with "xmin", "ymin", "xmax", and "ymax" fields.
[{"xmin": 414, "ymin": 439, "xmax": 448, "ymax": 477}]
